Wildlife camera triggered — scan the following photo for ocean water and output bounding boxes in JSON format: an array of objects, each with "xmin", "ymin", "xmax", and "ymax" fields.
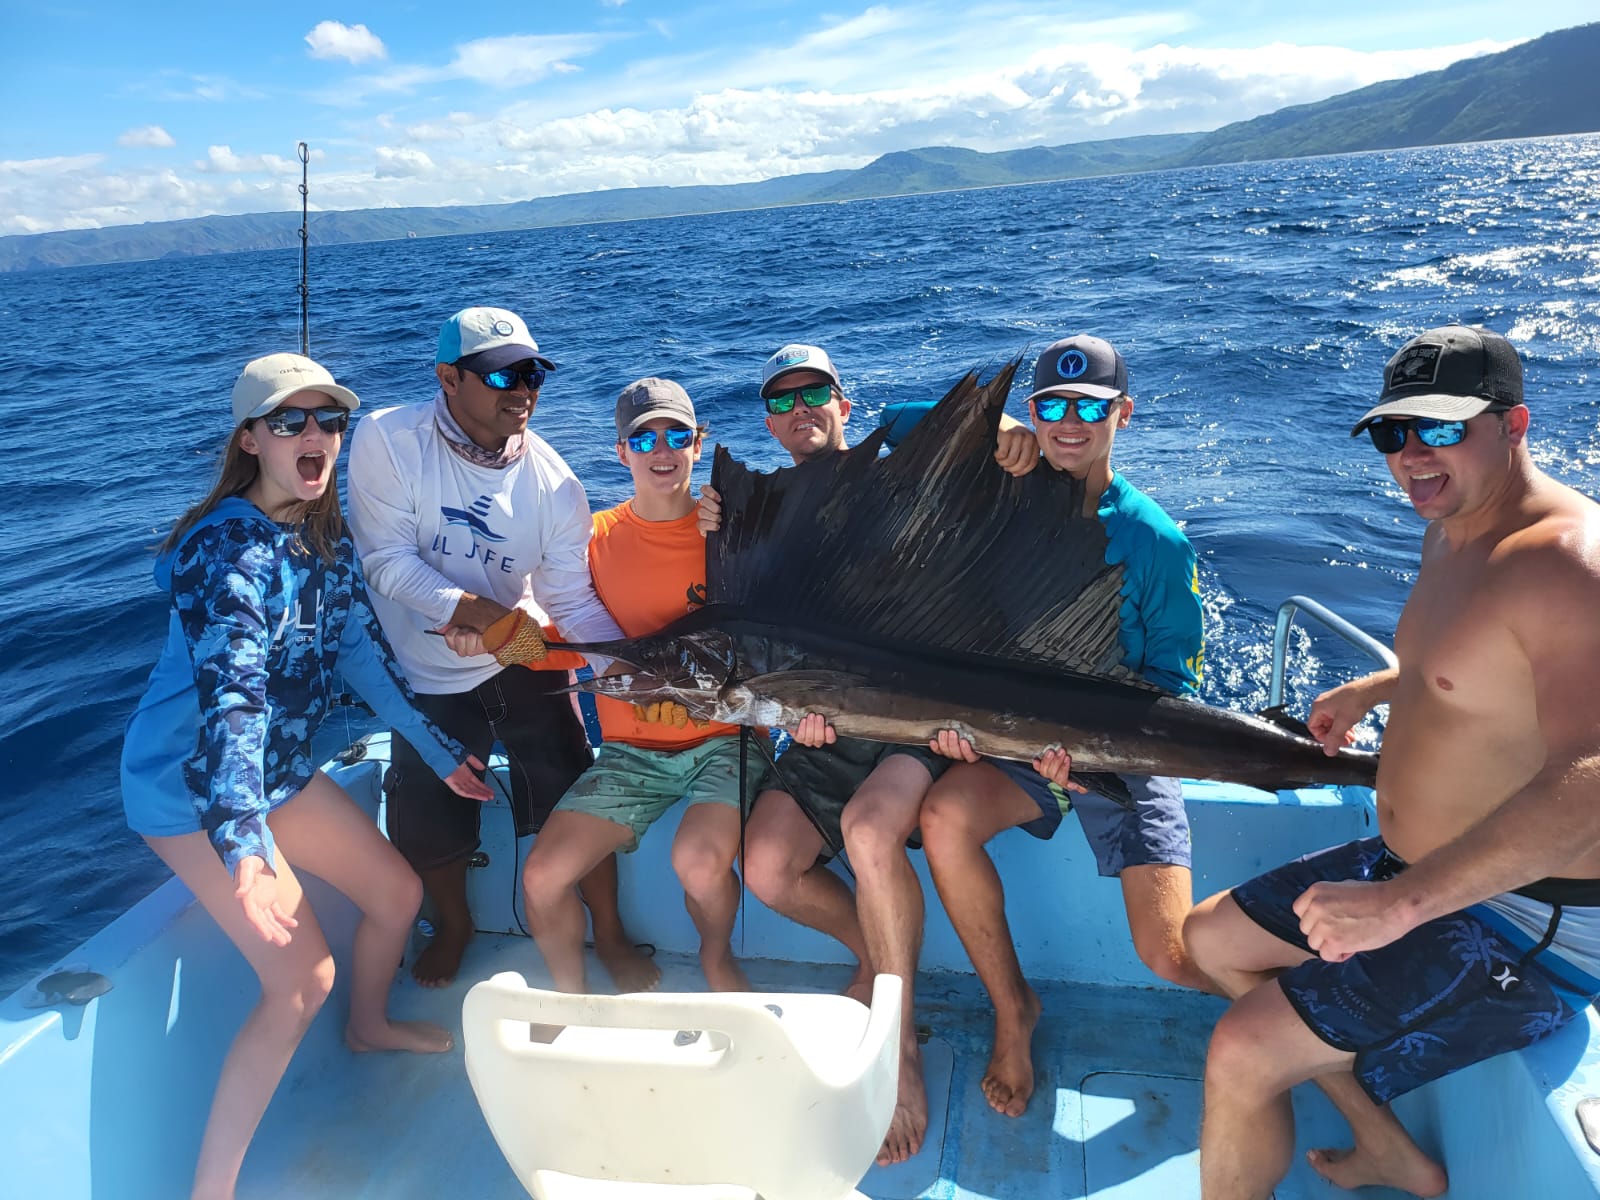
[{"xmin": 2, "ymin": 136, "xmax": 1597, "ymax": 997}]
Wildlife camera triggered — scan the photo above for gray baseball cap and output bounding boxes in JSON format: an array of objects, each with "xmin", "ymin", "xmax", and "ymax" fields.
[
  {"xmin": 615, "ymin": 377, "xmax": 697, "ymax": 438},
  {"xmin": 1026, "ymin": 335, "xmax": 1128, "ymax": 402},
  {"xmin": 1350, "ymin": 325, "xmax": 1523, "ymax": 436}
]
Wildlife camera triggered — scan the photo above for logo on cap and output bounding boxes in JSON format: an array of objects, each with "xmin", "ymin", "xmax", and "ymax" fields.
[
  {"xmin": 776, "ymin": 350, "xmax": 808, "ymax": 368},
  {"xmin": 491, "ymin": 319, "xmax": 514, "ymax": 337},
  {"xmin": 1390, "ymin": 344, "xmax": 1441, "ymax": 388},
  {"xmin": 1057, "ymin": 350, "xmax": 1089, "ymax": 380}
]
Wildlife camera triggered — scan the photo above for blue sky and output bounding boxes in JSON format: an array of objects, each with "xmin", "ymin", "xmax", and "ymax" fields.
[{"xmin": 1, "ymin": 1, "xmax": 1593, "ymax": 236}]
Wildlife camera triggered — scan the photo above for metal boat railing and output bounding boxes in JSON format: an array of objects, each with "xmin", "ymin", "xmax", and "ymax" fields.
[{"xmin": 1267, "ymin": 594, "xmax": 1397, "ymax": 709}]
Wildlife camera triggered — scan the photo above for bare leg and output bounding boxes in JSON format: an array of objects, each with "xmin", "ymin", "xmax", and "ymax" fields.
[
  {"xmin": 576, "ymin": 850, "xmax": 661, "ymax": 992},
  {"xmin": 1201, "ymin": 979, "xmax": 1335, "ymax": 1200},
  {"xmin": 672, "ymin": 802, "xmax": 748, "ymax": 991},
  {"xmin": 412, "ymin": 856, "xmax": 473, "ymax": 987},
  {"xmin": 920, "ymin": 763, "xmax": 1046, "ymax": 1117},
  {"xmin": 841, "ymin": 756, "xmax": 934, "ymax": 1165},
  {"xmin": 1120, "ymin": 863, "xmax": 1215, "ymax": 993},
  {"xmin": 522, "ymin": 811, "xmax": 634, "ymax": 993},
  {"xmin": 145, "ymin": 832, "xmax": 335, "ymax": 1200},
  {"xmin": 1186, "ymin": 892, "xmax": 1446, "ymax": 1198},
  {"xmin": 743, "ymin": 788, "xmax": 872, "ymax": 997},
  {"xmin": 270, "ymin": 773, "xmax": 451, "ymax": 1053}
]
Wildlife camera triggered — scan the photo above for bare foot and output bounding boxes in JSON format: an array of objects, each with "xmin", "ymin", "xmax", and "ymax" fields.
[
  {"xmin": 843, "ymin": 963, "xmax": 875, "ymax": 1007},
  {"xmin": 596, "ymin": 936, "xmax": 661, "ymax": 992},
  {"xmin": 411, "ymin": 925, "xmax": 470, "ymax": 988},
  {"xmin": 981, "ymin": 987, "xmax": 1041, "ymax": 1118},
  {"xmin": 346, "ymin": 1019, "xmax": 454, "ymax": 1054},
  {"xmin": 876, "ymin": 1042, "xmax": 929, "ymax": 1166},
  {"xmin": 1308, "ymin": 1144, "xmax": 1447, "ymax": 1197},
  {"xmin": 700, "ymin": 947, "xmax": 751, "ymax": 992}
]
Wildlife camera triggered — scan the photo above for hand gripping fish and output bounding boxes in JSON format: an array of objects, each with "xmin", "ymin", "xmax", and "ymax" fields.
[{"xmin": 555, "ymin": 361, "xmax": 1377, "ymax": 794}]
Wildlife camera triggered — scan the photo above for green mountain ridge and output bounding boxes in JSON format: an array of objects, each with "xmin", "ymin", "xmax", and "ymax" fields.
[{"xmin": 4, "ymin": 21, "xmax": 1597, "ymax": 274}]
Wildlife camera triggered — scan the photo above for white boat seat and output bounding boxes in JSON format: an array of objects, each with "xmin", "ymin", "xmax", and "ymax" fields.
[{"xmin": 462, "ymin": 972, "xmax": 903, "ymax": 1200}]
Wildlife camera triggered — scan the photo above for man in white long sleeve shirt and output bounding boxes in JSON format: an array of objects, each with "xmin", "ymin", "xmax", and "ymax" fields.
[{"xmin": 348, "ymin": 306, "xmax": 656, "ymax": 990}]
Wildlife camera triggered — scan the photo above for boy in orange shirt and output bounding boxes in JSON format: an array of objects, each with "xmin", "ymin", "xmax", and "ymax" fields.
[{"xmin": 521, "ymin": 378, "xmax": 759, "ymax": 992}]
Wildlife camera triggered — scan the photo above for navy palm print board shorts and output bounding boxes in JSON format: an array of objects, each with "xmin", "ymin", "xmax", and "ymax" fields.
[{"xmin": 1232, "ymin": 836, "xmax": 1600, "ymax": 1104}]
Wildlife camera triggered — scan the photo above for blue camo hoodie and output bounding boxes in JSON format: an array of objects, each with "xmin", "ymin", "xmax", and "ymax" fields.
[{"xmin": 121, "ymin": 496, "xmax": 467, "ymax": 876}]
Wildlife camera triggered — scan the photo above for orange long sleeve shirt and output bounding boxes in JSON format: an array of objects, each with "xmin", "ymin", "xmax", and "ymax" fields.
[{"xmin": 586, "ymin": 501, "xmax": 736, "ymax": 751}]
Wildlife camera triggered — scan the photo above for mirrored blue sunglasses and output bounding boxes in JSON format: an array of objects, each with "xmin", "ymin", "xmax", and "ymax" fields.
[
  {"xmin": 474, "ymin": 366, "xmax": 547, "ymax": 392},
  {"xmin": 1033, "ymin": 395, "xmax": 1114, "ymax": 424},
  {"xmin": 259, "ymin": 407, "xmax": 349, "ymax": 437},
  {"xmin": 626, "ymin": 426, "xmax": 696, "ymax": 453},
  {"xmin": 1366, "ymin": 417, "xmax": 1468, "ymax": 454}
]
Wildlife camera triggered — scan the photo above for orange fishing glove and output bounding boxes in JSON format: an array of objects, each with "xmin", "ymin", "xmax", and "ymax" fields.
[
  {"xmin": 632, "ymin": 701, "xmax": 699, "ymax": 728},
  {"xmin": 480, "ymin": 612, "xmax": 586, "ymax": 671},
  {"xmin": 482, "ymin": 609, "xmax": 546, "ymax": 665}
]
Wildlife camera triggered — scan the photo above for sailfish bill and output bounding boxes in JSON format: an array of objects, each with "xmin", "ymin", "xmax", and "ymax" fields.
[{"xmin": 556, "ymin": 359, "xmax": 1379, "ymax": 795}]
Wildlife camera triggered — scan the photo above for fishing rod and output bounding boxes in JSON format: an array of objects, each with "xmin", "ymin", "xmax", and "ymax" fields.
[{"xmin": 297, "ymin": 141, "xmax": 310, "ymax": 356}]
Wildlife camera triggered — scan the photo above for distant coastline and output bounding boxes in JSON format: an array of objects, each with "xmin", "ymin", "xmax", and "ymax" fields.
[{"xmin": 5, "ymin": 21, "xmax": 1597, "ymax": 274}]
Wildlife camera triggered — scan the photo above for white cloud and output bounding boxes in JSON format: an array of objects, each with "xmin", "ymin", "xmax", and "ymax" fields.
[
  {"xmin": 0, "ymin": 158, "xmax": 255, "ymax": 236},
  {"xmin": 321, "ymin": 32, "xmax": 613, "ymax": 103},
  {"xmin": 6, "ymin": 20, "xmax": 1521, "ymax": 235},
  {"xmin": 152, "ymin": 71, "xmax": 264, "ymax": 103},
  {"xmin": 118, "ymin": 125, "xmax": 176, "ymax": 148},
  {"xmin": 375, "ymin": 147, "xmax": 436, "ymax": 177},
  {"xmin": 1, "ymin": 153, "xmax": 105, "ymax": 179},
  {"xmin": 305, "ymin": 21, "xmax": 388, "ymax": 64},
  {"xmin": 195, "ymin": 145, "xmax": 299, "ymax": 174}
]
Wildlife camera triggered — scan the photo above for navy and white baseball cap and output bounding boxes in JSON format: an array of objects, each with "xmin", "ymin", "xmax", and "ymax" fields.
[
  {"xmin": 1026, "ymin": 335, "xmax": 1128, "ymax": 402},
  {"xmin": 231, "ymin": 353, "xmax": 360, "ymax": 425},
  {"xmin": 1350, "ymin": 325, "xmax": 1523, "ymax": 436},
  {"xmin": 760, "ymin": 343, "xmax": 842, "ymax": 398},
  {"xmin": 437, "ymin": 307, "xmax": 556, "ymax": 373}
]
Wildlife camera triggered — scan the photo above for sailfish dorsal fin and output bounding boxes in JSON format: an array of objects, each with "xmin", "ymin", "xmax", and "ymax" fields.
[{"xmin": 707, "ymin": 361, "xmax": 1151, "ymax": 687}]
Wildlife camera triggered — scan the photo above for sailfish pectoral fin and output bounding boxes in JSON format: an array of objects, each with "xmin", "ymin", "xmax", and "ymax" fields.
[
  {"xmin": 1255, "ymin": 704, "xmax": 1315, "ymax": 740},
  {"xmin": 1066, "ymin": 770, "xmax": 1136, "ymax": 812}
]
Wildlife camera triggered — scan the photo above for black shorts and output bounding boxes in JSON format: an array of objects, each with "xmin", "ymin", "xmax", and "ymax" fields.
[
  {"xmin": 756, "ymin": 735, "xmax": 948, "ymax": 861},
  {"xmin": 385, "ymin": 668, "xmax": 593, "ymax": 871}
]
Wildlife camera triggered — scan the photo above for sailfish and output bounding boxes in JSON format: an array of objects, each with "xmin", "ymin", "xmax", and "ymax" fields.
[{"xmin": 554, "ymin": 360, "xmax": 1378, "ymax": 796}]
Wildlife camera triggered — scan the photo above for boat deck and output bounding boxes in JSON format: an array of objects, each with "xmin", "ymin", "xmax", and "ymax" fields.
[
  {"xmin": 241, "ymin": 937, "xmax": 1394, "ymax": 1200},
  {"xmin": 9, "ymin": 744, "xmax": 1598, "ymax": 1199}
]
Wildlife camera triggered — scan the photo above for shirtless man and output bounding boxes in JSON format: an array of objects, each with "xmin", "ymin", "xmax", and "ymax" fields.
[
  {"xmin": 698, "ymin": 343, "xmax": 1035, "ymax": 1164},
  {"xmin": 1184, "ymin": 324, "xmax": 1600, "ymax": 1200}
]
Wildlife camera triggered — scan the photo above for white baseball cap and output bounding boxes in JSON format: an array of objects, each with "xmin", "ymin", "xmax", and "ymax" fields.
[
  {"xmin": 437, "ymin": 306, "xmax": 556, "ymax": 373},
  {"xmin": 231, "ymin": 353, "xmax": 360, "ymax": 425},
  {"xmin": 760, "ymin": 343, "xmax": 842, "ymax": 398}
]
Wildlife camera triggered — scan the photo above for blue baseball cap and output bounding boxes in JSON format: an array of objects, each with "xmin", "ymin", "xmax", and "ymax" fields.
[{"xmin": 437, "ymin": 307, "xmax": 556, "ymax": 373}]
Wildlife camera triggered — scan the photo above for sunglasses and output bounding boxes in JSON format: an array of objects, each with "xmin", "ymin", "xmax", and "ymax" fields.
[
  {"xmin": 474, "ymin": 366, "xmax": 547, "ymax": 392},
  {"xmin": 1033, "ymin": 395, "xmax": 1114, "ymax": 424},
  {"xmin": 764, "ymin": 383, "xmax": 833, "ymax": 415},
  {"xmin": 626, "ymin": 426, "xmax": 696, "ymax": 453},
  {"xmin": 259, "ymin": 407, "xmax": 349, "ymax": 437},
  {"xmin": 1366, "ymin": 416, "xmax": 1471, "ymax": 454}
]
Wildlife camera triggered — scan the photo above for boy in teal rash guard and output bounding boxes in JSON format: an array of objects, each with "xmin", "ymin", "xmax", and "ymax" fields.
[
  {"xmin": 120, "ymin": 354, "xmax": 492, "ymax": 1200},
  {"xmin": 919, "ymin": 333, "xmax": 1209, "ymax": 1122}
]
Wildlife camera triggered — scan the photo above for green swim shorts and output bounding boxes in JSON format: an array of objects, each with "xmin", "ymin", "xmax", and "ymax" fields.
[{"xmin": 554, "ymin": 735, "xmax": 768, "ymax": 852}]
